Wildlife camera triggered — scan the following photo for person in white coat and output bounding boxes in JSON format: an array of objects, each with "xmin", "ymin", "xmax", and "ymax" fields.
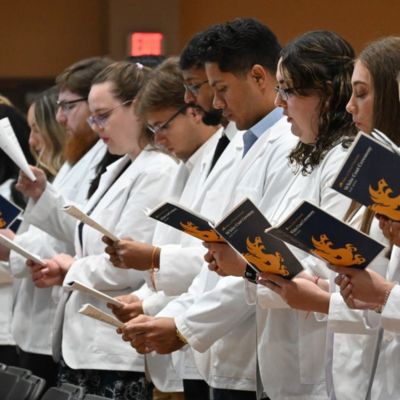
[
  {"xmin": 206, "ymin": 31, "xmax": 357, "ymax": 399},
  {"xmin": 0, "ymin": 103, "xmax": 34, "ymax": 367},
  {"xmin": 2, "ymin": 60, "xmax": 109, "ymax": 388},
  {"xmin": 327, "ymin": 37, "xmax": 400, "ymax": 400},
  {"xmin": 117, "ymin": 18, "xmax": 297, "ymax": 400},
  {"xmin": 29, "ymin": 61, "xmax": 178, "ymax": 400},
  {"xmin": 104, "ymin": 57, "xmax": 223, "ymax": 398}
]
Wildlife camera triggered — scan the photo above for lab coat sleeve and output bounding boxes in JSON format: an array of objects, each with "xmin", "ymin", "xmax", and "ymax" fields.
[
  {"xmin": 66, "ymin": 166, "xmax": 174, "ymax": 291},
  {"xmin": 24, "ymin": 183, "xmax": 80, "ymax": 244},
  {"xmin": 381, "ymin": 285, "xmax": 400, "ymax": 332},
  {"xmin": 134, "ymin": 282, "xmax": 175, "ymax": 316},
  {"xmin": 328, "ymin": 292, "xmax": 379, "ymax": 334},
  {"xmin": 9, "ymin": 226, "xmax": 75, "ymax": 278},
  {"xmin": 152, "ymin": 244, "xmax": 207, "ymax": 295},
  {"xmin": 174, "ymin": 276, "xmax": 255, "ymax": 353},
  {"xmin": 156, "ymin": 266, "xmax": 206, "ymax": 318}
]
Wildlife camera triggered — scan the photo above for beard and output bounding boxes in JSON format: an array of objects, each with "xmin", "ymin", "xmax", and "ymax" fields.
[
  {"xmin": 189, "ymin": 102, "xmax": 223, "ymax": 126},
  {"xmin": 63, "ymin": 128, "xmax": 98, "ymax": 165},
  {"xmin": 201, "ymin": 108, "xmax": 223, "ymax": 126}
]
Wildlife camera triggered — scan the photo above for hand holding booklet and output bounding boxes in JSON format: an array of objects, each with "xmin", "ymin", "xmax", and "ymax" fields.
[
  {"xmin": 79, "ymin": 304, "xmax": 124, "ymax": 328},
  {"xmin": 148, "ymin": 198, "xmax": 304, "ymax": 278},
  {"xmin": 265, "ymin": 201, "xmax": 385, "ymax": 269},
  {"xmin": 213, "ymin": 198, "xmax": 304, "ymax": 279},
  {"xmin": 63, "ymin": 204, "xmax": 119, "ymax": 242},
  {"xmin": 0, "ymin": 233, "xmax": 45, "ymax": 266},
  {"xmin": 332, "ymin": 130, "xmax": 400, "ymax": 221}
]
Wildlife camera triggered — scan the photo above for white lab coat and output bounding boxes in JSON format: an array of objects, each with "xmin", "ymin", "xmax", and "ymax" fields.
[
  {"xmin": 60, "ymin": 150, "xmax": 177, "ymax": 371},
  {"xmin": 160, "ymin": 117, "xmax": 298, "ymax": 391},
  {"xmin": 328, "ymin": 221, "xmax": 400, "ymax": 400},
  {"xmin": 326, "ymin": 211, "xmax": 389, "ymax": 400},
  {"xmin": 255, "ymin": 141, "xmax": 352, "ymax": 400},
  {"xmin": 143, "ymin": 124, "xmax": 243, "ymax": 391},
  {"xmin": 6, "ymin": 141, "xmax": 106, "ymax": 356},
  {"xmin": 24, "ymin": 140, "xmax": 106, "ymax": 242},
  {"xmin": 139, "ymin": 127, "xmax": 222, "ymax": 392},
  {"xmin": 0, "ymin": 180, "xmax": 16, "ymax": 347},
  {"xmin": 382, "ymin": 246, "xmax": 400, "ymax": 332},
  {"xmin": 142, "ymin": 127, "xmax": 223, "ymax": 301}
]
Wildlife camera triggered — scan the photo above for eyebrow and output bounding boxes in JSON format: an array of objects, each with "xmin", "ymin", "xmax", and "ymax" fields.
[
  {"xmin": 352, "ymin": 81, "xmax": 368, "ymax": 86},
  {"xmin": 209, "ymin": 79, "xmax": 223, "ymax": 88}
]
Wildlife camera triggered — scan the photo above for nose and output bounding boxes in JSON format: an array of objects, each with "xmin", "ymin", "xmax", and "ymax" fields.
[
  {"xmin": 212, "ymin": 92, "xmax": 225, "ymax": 110},
  {"xmin": 56, "ymin": 107, "xmax": 67, "ymax": 126},
  {"xmin": 28, "ymin": 132, "xmax": 37, "ymax": 149},
  {"xmin": 274, "ymin": 91, "xmax": 286, "ymax": 109},
  {"xmin": 154, "ymin": 132, "xmax": 168, "ymax": 147},
  {"xmin": 346, "ymin": 93, "xmax": 356, "ymax": 115},
  {"xmin": 184, "ymin": 88, "xmax": 196, "ymax": 104}
]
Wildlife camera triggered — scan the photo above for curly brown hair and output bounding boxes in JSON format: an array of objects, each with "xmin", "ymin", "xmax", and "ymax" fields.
[{"xmin": 280, "ymin": 30, "xmax": 357, "ymax": 174}]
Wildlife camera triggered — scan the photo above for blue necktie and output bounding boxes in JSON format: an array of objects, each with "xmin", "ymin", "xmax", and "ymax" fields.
[{"xmin": 242, "ymin": 130, "xmax": 258, "ymax": 157}]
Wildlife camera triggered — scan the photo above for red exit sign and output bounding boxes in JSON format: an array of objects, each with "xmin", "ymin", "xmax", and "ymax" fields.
[{"xmin": 130, "ymin": 32, "xmax": 164, "ymax": 56}]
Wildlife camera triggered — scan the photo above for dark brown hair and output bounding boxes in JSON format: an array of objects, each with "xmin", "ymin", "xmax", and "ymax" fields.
[
  {"xmin": 346, "ymin": 37, "xmax": 400, "ymax": 234},
  {"xmin": 56, "ymin": 57, "xmax": 113, "ymax": 98},
  {"xmin": 280, "ymin": 30, "xmax": 357, "ymax": 174},
  {"xmin": 359, "ymin": 36, "xmax": 400, "ymax": 145}
]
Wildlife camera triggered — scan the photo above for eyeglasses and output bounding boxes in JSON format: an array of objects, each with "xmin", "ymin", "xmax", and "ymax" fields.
[
  {"xmin": 183, "ymin": 80, "xmax": 209, "ymax": 96},
  {"xmin": 56, "ymin": 97, "xmax": 87, "ymax": 113},
  {"xmin": 147, "ymin": 104, "xmax": 189, "ymax": 134},
  {"xmin": 274, "ymin": 86, "xmax": 304, "ymax": 102},
  {"xmin": 87, "ymin": 100, "xmax": 132, "ymax": 129}
]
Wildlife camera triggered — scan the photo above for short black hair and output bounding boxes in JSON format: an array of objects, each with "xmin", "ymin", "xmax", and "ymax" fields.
[
  {"xmin": 179, "ymin": 31, "xmax": 207, "ymax": 70},
  {"xmin": 198, "ymin": 18, "xmax": 281, "ymax": 75}
]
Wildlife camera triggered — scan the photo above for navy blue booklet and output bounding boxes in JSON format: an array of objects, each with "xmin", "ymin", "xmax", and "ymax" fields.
[
  {"xmin": 213, "ymin": 198, "xmax": 303, "ymax": 278},
  {"xmin": 266, "ymin": 201, "xmax": 385, "ymax": 269},
  {"xmin": 0, "ymin": 194, "xmax": 22, "ymax": 229},
  {"xmin": 332, "ymin": 131, "xmax": 400, "ymax": 221},
  {"xmin": 147, "ymin": 201, "xmax": 224, "ymax": 243}
]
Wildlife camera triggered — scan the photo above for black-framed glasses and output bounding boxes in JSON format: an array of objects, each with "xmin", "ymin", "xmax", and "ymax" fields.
[
  {"xmin": 274, "ymin": 86, "xmax": 304, "ymax": 101},
  {"xmin": 147, "ymin": 104, "xmax": 189, "ymax": 134},
  {"xmin": 56, "ymin": 97, "xmax": 87, "ymax": 113},
  {"xmin": 87, "ymin": 100, "xmax": 132, "ymax": 129},
  {"xmin": 183, "ymin": 80, "xmax": 209, "ymax": 96}
]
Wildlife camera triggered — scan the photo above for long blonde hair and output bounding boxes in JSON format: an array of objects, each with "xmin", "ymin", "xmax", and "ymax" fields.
[{"xmin": 31, "ymin": 87, "xmax": 66, "ymax": 177}]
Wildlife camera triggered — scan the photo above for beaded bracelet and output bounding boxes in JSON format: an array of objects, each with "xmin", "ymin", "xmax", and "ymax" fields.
[
  {"xmin": 150, "ymin": 246, "xmax": 160, "ymax": 291},
  {"xmin": 374, "ymin": 285, "xmax": 393, "ymax": 314},
  {"xmin": 176, "ymin": 328, "xmax": 188, "ymax": 345}
]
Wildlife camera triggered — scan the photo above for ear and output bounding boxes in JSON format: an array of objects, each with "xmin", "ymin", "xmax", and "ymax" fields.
[
  {"xmin": 250, "ymin": 64, "xmax": 268, "ymax": 87},
  {"xmin": 187, "ymin": 106, "xmax": 203, "ymax": 123}
]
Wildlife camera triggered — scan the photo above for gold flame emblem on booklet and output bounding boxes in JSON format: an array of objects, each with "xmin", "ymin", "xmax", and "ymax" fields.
[
  {"xmin": 311, "ymin": 234, "xmax": 365, "ymax": 266},
  {"xmin": 243, "ymin": 236, "xmax": 289, "ymax": 275},
  {"xmin": 369, "ymin": 179, "xmax": 400, "ymax": 220},
  {"xmin": 0, "ymin": 212, "xmax": 6, "ymax": 229},
  {"xmin": 180, "ymin": 221, "xmax": 224, "ymax": 242}
]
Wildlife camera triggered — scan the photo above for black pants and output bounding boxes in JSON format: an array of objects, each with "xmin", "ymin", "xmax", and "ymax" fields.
[
  {"xmin": 183, "ymin": 379, "xmax": 210, "ymax": 400},
  {"xmin": 212, "ymin": 388, "xmax": 257, "ymax": 400},
  {"xmin": 0, "ymin": 345, "xmax": 19, "ymax": 367},
  {"xmin": 18, "ymin": 347, "xmax": 58, "ymax": 391}
]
